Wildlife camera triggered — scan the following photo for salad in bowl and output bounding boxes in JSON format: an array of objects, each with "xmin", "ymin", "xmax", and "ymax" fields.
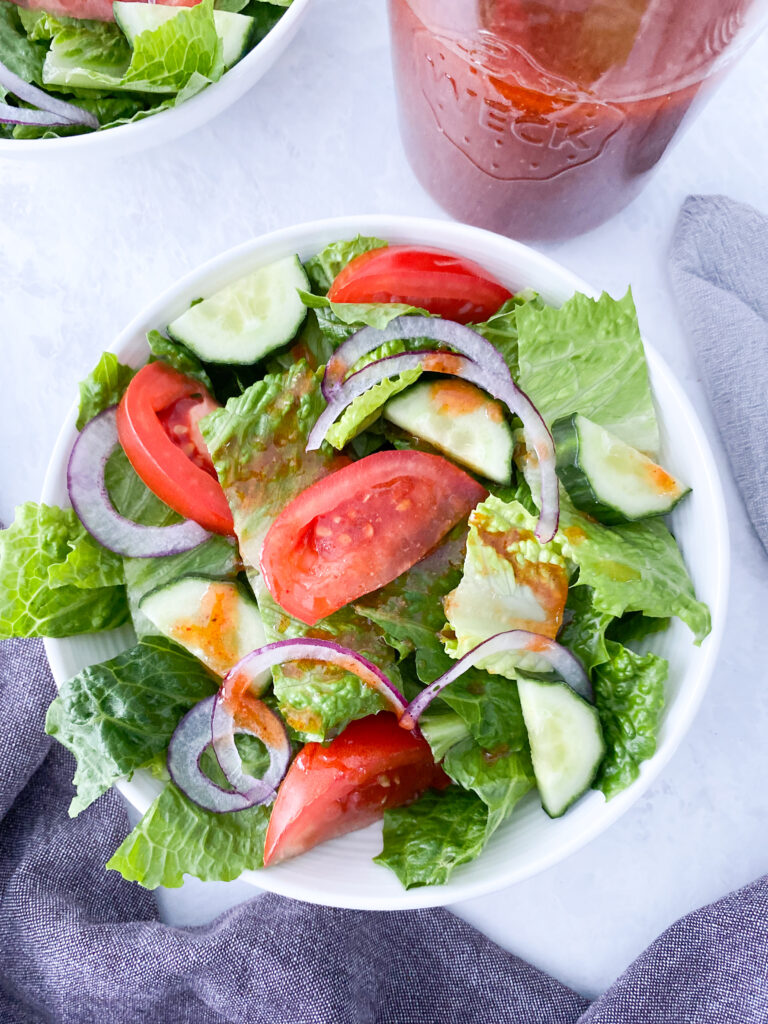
[
  {"xmin": 0, "ymin": 0, "xmax": 303, "ymax": 145},
  {"xmin": 0, "ymin": 218, "xmax": 724, "ymax": 909}
]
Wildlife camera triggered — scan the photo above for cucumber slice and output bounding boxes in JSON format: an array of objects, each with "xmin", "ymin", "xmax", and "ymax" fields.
[
  {"xmin": 113, "ymin": 2, "xmax": 255, "ymax": 70},
  {"xmin": 553, "ymin": 413, "xmax": 690, "ymax": 525},
  {"xmin": 167, "ymin": 255, "xmax": 309, "ymax": 365},
  {"xmin": 140, "ymin": 575, "xmax": 268, "ymax": 684},
  {"xmin": 518, "ymin": 677, "xmax": 605, "ymax": 818},
  {"xmin": 384, "ymin": 379, "xmax": 513, "ymax": 483}
]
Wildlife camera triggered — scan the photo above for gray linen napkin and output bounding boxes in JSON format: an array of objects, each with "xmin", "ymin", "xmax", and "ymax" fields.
[{"xmin": 669, "ymin": 194, "xmax": 768, "ymax": 554}]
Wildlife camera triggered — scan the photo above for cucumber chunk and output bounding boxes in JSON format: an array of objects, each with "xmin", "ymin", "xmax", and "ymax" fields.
[
  {"xmin": 553, "ymin": 413, "xmax": 690, "ymax": 524},
  {"xmin": 384, "ymin": 379, "xmax": 513, "ymax": 483},
  {"xmin": 113, "ymin": 2, "xmax": 255, "ymax": 69},
  {"xmin": 167, "ymin": 255, "xmax": 309, "ymax": 365},
  {"xmin": 518, "ymin": 677, "xmax": 605, "ymax": 818},
  {"xmin": 140, "ymin": 575, "xmax": 268, "ymax": 685}
]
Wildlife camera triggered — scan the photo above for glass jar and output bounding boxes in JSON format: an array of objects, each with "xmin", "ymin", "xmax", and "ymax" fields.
[{"xmin": 388, "ymin": 0, "xmax": 767, "ymax": 241}]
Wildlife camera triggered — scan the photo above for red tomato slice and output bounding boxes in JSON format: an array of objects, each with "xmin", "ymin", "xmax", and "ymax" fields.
[
  {"xmin": 259, "ymin": 450, "xmax": 487, "ymax": 625},
  {"xmin": 116, "ymin": 362, "xmax": 234, "ymax": 535},
  {"xmin": 327, "ymin": 245, "xmax": 513, "ymax": 324},
  {"xmin": 263, "ymin": 712, "xmax": 449, "ymax": 866}
]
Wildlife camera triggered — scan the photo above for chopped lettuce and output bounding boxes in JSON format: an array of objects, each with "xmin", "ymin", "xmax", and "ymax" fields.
[
  {"xmin": 593, "ymin": 640, "xmax": 667, "ymax": 799},
  {"xmin": 304, "ymin": 235, "xmax": 387, "ymax": 294},
  {"xmin": 146, "ymin": 330, "xmax": 213, "ymax": 390},
  {"xmin": 0, "ymin": 502, "xmax": 129, "ymax": 639},
  {"xmin": 470, "ymin": 291, "xmax": 544, "ymax": 379},
  {"xmin": 201, "ymin": 360, "xmax": 337, "ymax": 565},
  {"xmin": 558, "ymin": 493, "xmax": 711, "ymax": 643},
  {"xmin": 442, "ymin": 496, "xmax": 571, "ymax": 676},
  {"xmin": 107, "ymin": 782, "xmax": 270, "ymax": 888},
  {"xmin": 443, "ymin": 737, "xmax": 534, "ymax": 834},
  {"xmin": 122, "ymin": 0, "xmax": 223, "ymax": 92},
  {"xmin": 557, "ymin": 585, "xmax": 613, "ymax": 674},
  {"xmin": 76, "ymin": 352, "xmax": 135, "ymax": 430},
  {"xmin": 254, "ymin": 577, "xmax": 397, "ymax": 741},
  {"xmin": 0, "ymin": 0, "xmax": 46, "ymax": 83},
  {"xmin": 325, "ymin": 366, "xmax": 422, "ymax": 450},
  {"xmin": 375, "ymin": 787, "xmax": 491, "ymax": 889},
  {"xmin": 516, "ymin": 289, "xmax": 660, "ymax": 455},
  {"xmin": 45, "ymin": 637, "xmax": 218, "ymax": 815}
]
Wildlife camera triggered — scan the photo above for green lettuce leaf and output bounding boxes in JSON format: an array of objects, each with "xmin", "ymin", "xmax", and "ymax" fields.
[
  {"xmin": 558, "ymin": 493, "xmax": 710, "ymax": 642},
  {"xmin": 0, "ymin": 0, "xmax": 46, "ymax": 83},
  {"xmin": 107, "ymin": 782, "xmax": 270, "ymax": 888},
  {"xmin": 304, "ymin": 235, "xmax": 387, "ymax": 294},
  {"xmin": 146, "ymin": 329, "xmax": 213, "ymax": 390},
  {"xmin": 201, "ymin": 360, "xmax": 337, "ymax": 566},
  {"xmin": 557, "ymin": 585, "xmax": 613, "ymax": 673},
  {"xmin": 43, "ymin": 21, "xmax": 132, "ymax": 91},
  {"xmin": 0, "ymin": 502, "xmax": 128, "ymax": 639},
  {"xmin": 470, "ymin": 291, "xmax": 544, "ymax": 380},
  {"xmin": 255, "ymin": 579, "xmax": 397, "ymax": 741},
  {"xmin": 375, "ymin": 787, "xmax": 490, "ymax": 889},
  {"xmin": 45, "ymin": 636, "xmax": 218, "ymax": 815},
  {"xmin": 443, "ymin": 736, "xmax": 534, "ymax": 833},
  {"xmin": 76, "ymin": 352, "xmax": 135, "ymax": 430},
  {"xmin": 442, "ymin": 496, "xmax": 571, "ymax": 676},
  {"xmin": 593, "ymin": 639, "xmax": 667, "ymax": 800},
  {"xmin": 516, "ymin": 289, "xmax": 660, "ymax": 454},
  {"xmin": 123, "ymin": 0, "xmax": 223, "ymax": 91}
]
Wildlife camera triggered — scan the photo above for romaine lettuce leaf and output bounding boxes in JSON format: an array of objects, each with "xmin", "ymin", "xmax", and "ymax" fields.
[
  {"xmin": 254, "ymin": 578, "xmax": 397, "ymax": 741},
  {"xmin": 45, "ymin": 636, "xmax": 218, "ymax": 815},
  {"xmin": 107, "ymin": 782, "xmax": 270, "ymax": 888},
  {"xmin": 593, "ymin": 639, "xmax": 667, "ymax": 800},
  {"xmin": 147, "ymin": 329, "xmax": 213, "ymax": 390},
  {"xmin": 557, "ymin": 585, "xmax": 613, "ymax": 673},
  {"xmin": 375, "ymin": 787, "xmax": 490, "ymax": 889},
  {"xmin": 442, "ymin": 496, "xmax": 571, "ymax": 676},
  {"xmin": 0, "ymin": 502, "xmax": 129, "ymax": 639},
  {"xmin": 516, "ymin": 289, "xmax": 660, "ymax": 454},
  {"xmin": 443, "ymin": 736, "xmax": 534, "ymax": 834},
  {"xmin": 43, "ymin": 21, "xmax": 132, "ymax": 91},
  {"xmin": 0, "ymin": 0, "xmax": 46, "ymax": 83},
  {"xmin": 122, "ymin": 0, "xmax": 223, "ymax": 92},
  {"xmin": 558, "ymin": 492, "xmax": 710, "ymax": 642},
  {"xmin": 201, "ymin": 360, "xmax": 337, "ymax": 566},
  {"xmin": 469, "ymin": 291, "xmax": 544, "ymax": 380},
  {"xmin": 76, "ymin": 351, "xmax": 135, "ymax": 430},
  {"xmin": 304, "ymin": 235, "xmax": 387, "ymax": 294},
  {"xmin": 324, "ymin": 366, "xmax": 421, "ymax": 450}
]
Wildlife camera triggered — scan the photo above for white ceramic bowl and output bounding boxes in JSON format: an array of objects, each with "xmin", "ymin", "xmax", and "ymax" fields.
[
  {"xmin": 0, "ymin": 0, "xmax": 312, "ymax": 161},
  {"xmin": 42, "ymin": 215, "xmax": 729, "ymax": 910}
]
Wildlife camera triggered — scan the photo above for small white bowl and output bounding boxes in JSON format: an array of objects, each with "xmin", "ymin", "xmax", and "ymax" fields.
[
  {"xmin": 43, "ymin": 215, "xmax": 729, "ymax": 910},
  {"xmin": 0, "ymin": 0, "xmax": 312, "ymax": 161}
]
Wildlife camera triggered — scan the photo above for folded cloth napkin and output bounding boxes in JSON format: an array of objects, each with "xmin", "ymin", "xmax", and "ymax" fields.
[
  {"xmin": 669, "ymin": 194, "xmax": 768, "ymax": 555},
  {"xmin": 3, "ymin": 195, "xmax": 768, "ymax": 1023},
  {"xmin": 2, "ymin": 637, "xmax": 768, "ymax": 1023}
]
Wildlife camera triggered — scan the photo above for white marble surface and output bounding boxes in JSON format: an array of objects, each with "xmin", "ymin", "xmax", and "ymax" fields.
[{"xmin": 2, "ymin": 0, "xmax": 767, "ymax": 999}]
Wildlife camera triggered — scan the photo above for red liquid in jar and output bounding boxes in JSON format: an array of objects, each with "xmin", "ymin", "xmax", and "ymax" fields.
[{"xmin": 389, "ymin": 0, "xmax": 751, "ymax": 240}]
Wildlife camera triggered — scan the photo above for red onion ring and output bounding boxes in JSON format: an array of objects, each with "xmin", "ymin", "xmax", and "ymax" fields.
[
  {"xmin": 322, "ymin": 315, "xmax": 511, "ymax": 401},
  {"xmin": 0, "ymin": 60, "xmax": 99, "ymax": 129},
  {"xmin": 220, "ymin": 639, "xmax": 408, "ymax": 719},
  {"xmin": 167, "ymin": 697, "xmax": 268, "ymax": 813},
  {"xmin": 211, "ymin": 690, "xmax": 291, "ymax": 800},
  {"xmin": 67, "ymin": 406, "xmax": 212, "ymax": 558},
  {"xmin": 400, "ymin": 630, "xmax": 592, "ymax": 730},
  {"xmin": 307, "ymin": 348, "xmax": 559, "ymax": 541}
]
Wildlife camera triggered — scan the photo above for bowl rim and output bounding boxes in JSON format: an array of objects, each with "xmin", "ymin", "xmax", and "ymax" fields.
[
  {"xmin": 42, "ymin": 214, "xmax": 730, "ymax": 910},
  {"xmin": 0, "ymin": 0, "xmax": 313, "ymax": 157}
]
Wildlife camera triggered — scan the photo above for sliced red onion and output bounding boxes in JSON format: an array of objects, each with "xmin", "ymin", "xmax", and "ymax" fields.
[
  {"xmin": 211, "ymin": 690, "xmax": 291, "ymax": 800},
  {"xmin": 400, "ymin": 630, "xmax": 592, "ymax": 730},
  {"xmin": 0, "ymin": 60, "xmax": 99, "ymax": 129},
  {"xmin": 0, "ymin": 102, "xmax": 73, "ymax": 127},
  {"xmin": 307, "ymin": 348, "xmax": 559, "ymax": 541},
  {"xmin": 323, "ymin": 315, "xmax": 511, "ymax": 400},
  {"xmin": 220, "ymin": 639, "xmax": 408, "ymax": 718},
  {"xmin": 167, "ymin": 697, "xmax": 264, "ymax": 813},
  {"xmin": 67, "ymin": 406, "xmax": 212, "ymax": 558}
]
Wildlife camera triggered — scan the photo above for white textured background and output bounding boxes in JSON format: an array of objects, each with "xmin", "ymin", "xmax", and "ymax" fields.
[{"xmin": 1, "ymin": 0, "xmax": 767, "ymax": 998}]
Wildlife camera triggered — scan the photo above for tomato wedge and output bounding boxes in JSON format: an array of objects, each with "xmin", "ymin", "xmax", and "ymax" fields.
[
  {"xmin": 263, "ymin": 713, "xmax": 449, "ymax": 866},
  {"xmin": 327, "ymin": 245, "xmax": 513, "ymax": 324},
  {"xmin": 260, "ymin": 450, "xmax": 487, "ymax": 625},
  {"xmin": 116, "ymin": 362, "xmax": 234, "ymax": 535}
]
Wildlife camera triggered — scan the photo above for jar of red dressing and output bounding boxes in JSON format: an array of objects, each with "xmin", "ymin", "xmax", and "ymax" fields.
[{"xmin": 387, "ymin": 0, "xmax": 767, "ymax": 241}]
